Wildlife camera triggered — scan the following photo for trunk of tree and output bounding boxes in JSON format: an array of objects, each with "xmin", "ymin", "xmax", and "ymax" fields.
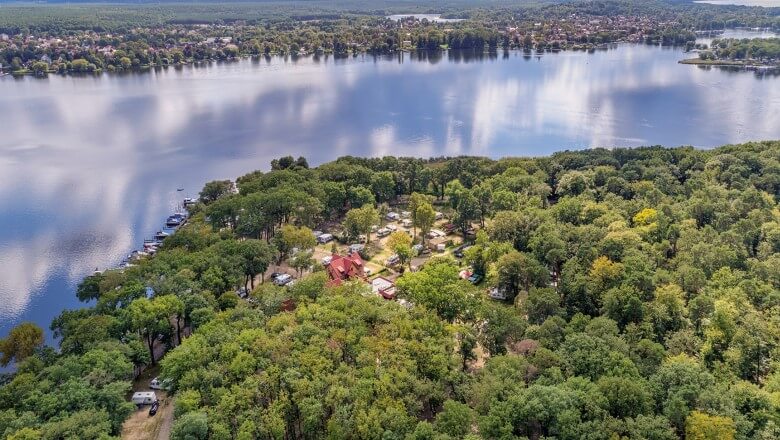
[
  {"xmin": 146, "ymin": 333, "xmax": 156, "ymax": 366},
  {"xmin": 176, "ymin": 316, "xmax": 182, "ymax": 346}
]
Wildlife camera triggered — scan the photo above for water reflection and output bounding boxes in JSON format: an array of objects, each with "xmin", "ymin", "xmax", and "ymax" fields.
[{"xmin": 0, "ymin": 44, "xmax": 779, "ymax": 339}]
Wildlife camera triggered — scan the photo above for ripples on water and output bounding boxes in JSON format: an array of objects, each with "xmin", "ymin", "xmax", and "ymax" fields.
[{"xmin": 0, "ymin": 42, "xmax": 779, "ymax": 341}]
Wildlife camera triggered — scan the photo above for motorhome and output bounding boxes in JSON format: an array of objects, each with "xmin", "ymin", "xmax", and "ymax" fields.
[
  {"xmin": 131, "ymin": 391, "xmax": 157, "ymax": 406},
  {"xmin": 316, "ymin": 233, "xmax": 334, "ymax": 244}
]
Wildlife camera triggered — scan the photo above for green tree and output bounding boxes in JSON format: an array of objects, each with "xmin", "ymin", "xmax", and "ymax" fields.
[
  {"xmin": 238, "ymin": 239, "xmax": 277, "ymax": 287},
  {"xmin": 0, "ymin": 322, "xmax": 44, "ymax": 366},
  {"xmin": 171, "ymin": 411, "xmax": 209, "ymax": 440},
  {"xmin": 415, "ymin": 202, "xmax": 436, "ymax": 245},
  {"xmin": 371, "ymin": 171, "xmax": 396, "ymax": 203},
  {"xmin": 199, "ymin": 180, "xmax": 232, "ymax": 204},
  {"xmin": 495, "ymin": 251, "xmax": 549, "ymax": 300},
  {"xmin": 396, "ymin": 258, "xmax": 473, "ymax": 322},
  {"xmin": 343, "ymin": 204, "xmax": 379, "ymax": 243},
  {"xmin": 273, "ymin": 225, "xmax": 316, "ymax": 263},
  {"xmin": 525, "ymin": 287, "xmax": 563, "ymax": 325},
  {"xmin": 128, "ymin": 298, "xmax": 171, "ymax": 365},
  {"xmin": 685, "ymin": 411, "xmax": 736, "ymax": 440},
  {"xmin": 433, "ymin": 400, "xmax": 473, "ymax": 438}
]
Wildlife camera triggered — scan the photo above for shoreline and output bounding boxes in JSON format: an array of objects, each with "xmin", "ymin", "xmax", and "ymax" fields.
[
  {"xmin": 679, "ymin": 57, "xmax": 780, "ymax": 69},
  {"xmin": 0, "ymin": 42, "xmax": 686, "ymax": 79}
]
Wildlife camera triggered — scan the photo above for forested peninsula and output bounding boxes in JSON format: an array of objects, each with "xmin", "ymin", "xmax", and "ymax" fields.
[{"xmin": 3, "ymin": 141, "xmax": 780, "ymax": 439}]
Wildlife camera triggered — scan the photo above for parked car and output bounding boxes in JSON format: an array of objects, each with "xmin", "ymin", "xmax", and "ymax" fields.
[
  {"xmin": 453, "ymin": 244, "xmax": 472, "ymax": 258},
  {"xmin": 322, "ymin": 255, "xmax": 333, "ymax": 265},
  {"xmin": 386, "ymin": 254, "xmax": 400, "ymax": 266},
  {"xmin": 386, "ymin": 212, "xmax": 400, "ymax": 221},
  {"xmin": 364, "ymin": 267, "xmax": 372, "ymax": 276},
  {"xmin": 468, "ymin": 273, "xmax": 483, "ymax": 285},
  {"xmin": 376, "ymin": 227, "xmax": 391, "ymax": 237},
  {"xmin": 386, "ymin": 224, "xmax": 398, "ymax": 231},
  {"xmin": 349, "ymin": 243, "xmax": 365, "ymax": 253},
  {"xmin": 273, "ymin": 274, "xmax": 293, "ymax": 286},
  {"xmin": 401, "ymin": 219, "xmax": 413, "ymax": 228},
  {"xmin": 488, "ymin": 286, "xmax": 508, "ymax": 300},
  {"xmin": 150, "ymin": 377, "xmax": 171, "ymax": 391},
  {"xmin": 148, "ymin": 400, "xmax": 159, "ymax": 416}
]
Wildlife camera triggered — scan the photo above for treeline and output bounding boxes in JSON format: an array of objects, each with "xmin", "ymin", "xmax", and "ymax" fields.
[
  {"xmin": 701, "ymin": 37, "xmax": 780, "ymax": 61},
  {"xmin": 2, "ymin": 141, "xmax": 780, "ymax": 439}
]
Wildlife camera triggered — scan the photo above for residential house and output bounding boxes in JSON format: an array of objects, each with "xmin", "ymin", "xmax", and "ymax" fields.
[{"xmin": 326, "ymin": 253, "xmax": 367, "ymax": 286}]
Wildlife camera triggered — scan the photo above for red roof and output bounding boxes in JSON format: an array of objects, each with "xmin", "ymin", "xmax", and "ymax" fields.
[{"xmin": 326, "ymin": 253, "xmax": 366, "ymax": 286}]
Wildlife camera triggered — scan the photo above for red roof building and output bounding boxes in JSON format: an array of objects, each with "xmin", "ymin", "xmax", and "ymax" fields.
[
  {"xmin": 371, "ymin": 276, "xmax": 397, "ymax": 300},
  {"xmin": 326, "ymin": 253, "xmax": 366, "ymax": 286}
]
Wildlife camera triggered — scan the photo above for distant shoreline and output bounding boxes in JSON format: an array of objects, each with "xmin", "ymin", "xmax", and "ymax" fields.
[{"xmin": 679, "ymin": 57, "xmax": 780, "ymax": 70}]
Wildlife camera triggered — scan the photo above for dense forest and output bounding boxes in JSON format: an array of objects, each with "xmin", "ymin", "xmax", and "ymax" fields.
[{"xmin": 1, "ymin": 140, "xmax": 780, "ymax": 439}]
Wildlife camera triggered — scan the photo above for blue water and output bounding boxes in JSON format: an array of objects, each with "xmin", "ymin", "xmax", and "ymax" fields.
[{"xmin": 1, "ymin": 42, "xmax": 779, "ymax": 343}]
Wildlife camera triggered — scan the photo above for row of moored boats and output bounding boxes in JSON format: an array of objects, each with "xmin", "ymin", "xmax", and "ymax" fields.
[{"xmin": 119, "ymin": 198, "xmax": 197, "ymax": 269}]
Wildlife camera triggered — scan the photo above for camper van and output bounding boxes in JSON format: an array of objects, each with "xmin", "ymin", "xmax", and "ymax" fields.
[
  {"xmin": 316, "ymin": 233, "xmax": 334, "ymax": 244},
  {"xmin": 132, "ymin": 391, "xmax": 157, "ymax": 406}
]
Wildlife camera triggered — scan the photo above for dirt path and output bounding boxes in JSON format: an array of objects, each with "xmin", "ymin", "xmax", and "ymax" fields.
[
  {"xmin": 121, "ymin": 392, "xmax": 173, "ymax": 440},
  {"xmin": 121, "ymin": 368, "xmax": 174, "ymax": 440},
  {"xmin": 155, "ymin": 398, "xmax": 174, "ymax": 440}
]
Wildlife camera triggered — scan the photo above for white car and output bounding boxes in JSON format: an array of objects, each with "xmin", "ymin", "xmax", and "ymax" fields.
[
  {"xmin": 273, "ymin": 274, "xmax": 293, "ymax": 286},
  {"xmin": 322, "ymin": 255, "xmax": 333, "ymax": 265},
  {"xmin": 150, "ymin": 377, "xmax": 171, "ymax": 390}
]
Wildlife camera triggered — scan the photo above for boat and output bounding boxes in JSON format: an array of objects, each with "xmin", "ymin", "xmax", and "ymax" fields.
[
  {"xmin": 183, "ymin": 197, "xmax": 197, "ymax": 206},
  {"xmin": 154, "ymin": 230, "xmax": 170, "ymax": 241},
  {"xmin": 177, "ymin": 188, "xmax": 184, "ymax": 192},
  {"xmin": 143, "ymin": 239, "xmax": 162, "ymax": 250},
  {"xmin": 165, "ymin": 216, "xmax": 184, "ymax": 227}
]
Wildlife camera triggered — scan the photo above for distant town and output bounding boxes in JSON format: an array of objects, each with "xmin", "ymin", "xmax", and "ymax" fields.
[{"xmin": 3, "ymin": 1, "xmax": 772, "ymax": 75}]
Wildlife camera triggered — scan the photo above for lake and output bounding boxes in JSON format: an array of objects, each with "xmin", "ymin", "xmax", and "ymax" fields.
[{"xmin": 1, "ymin": 40, "xmax": 779, "ymax": 343}]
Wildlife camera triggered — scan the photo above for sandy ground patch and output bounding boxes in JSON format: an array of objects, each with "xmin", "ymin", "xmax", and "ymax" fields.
[{"xmin": 122, "ymin": 368, "xmax": 174, "ymax": 440}]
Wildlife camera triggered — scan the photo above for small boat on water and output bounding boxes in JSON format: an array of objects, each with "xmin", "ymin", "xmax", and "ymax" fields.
[
  {"xmin": 177, "ymin": 188, "xmax": 184, "ymax": 192},
  {"xmin": 154, "ymin": 230, "xmax": 170, "ymax": 241},
  {"xmin": 183, "ymin": 197, "xmax": 197, "ymax": 206}
]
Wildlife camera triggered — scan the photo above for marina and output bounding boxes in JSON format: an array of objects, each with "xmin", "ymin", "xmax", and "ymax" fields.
[{"xmin": 113, "ymin": 203, "xmax": 191, "ymax": 271}]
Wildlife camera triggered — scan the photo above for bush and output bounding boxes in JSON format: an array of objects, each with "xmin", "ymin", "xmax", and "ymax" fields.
[{"xmin": 171, "ymin": 411, "xmax": 208, "ymax": 440}]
